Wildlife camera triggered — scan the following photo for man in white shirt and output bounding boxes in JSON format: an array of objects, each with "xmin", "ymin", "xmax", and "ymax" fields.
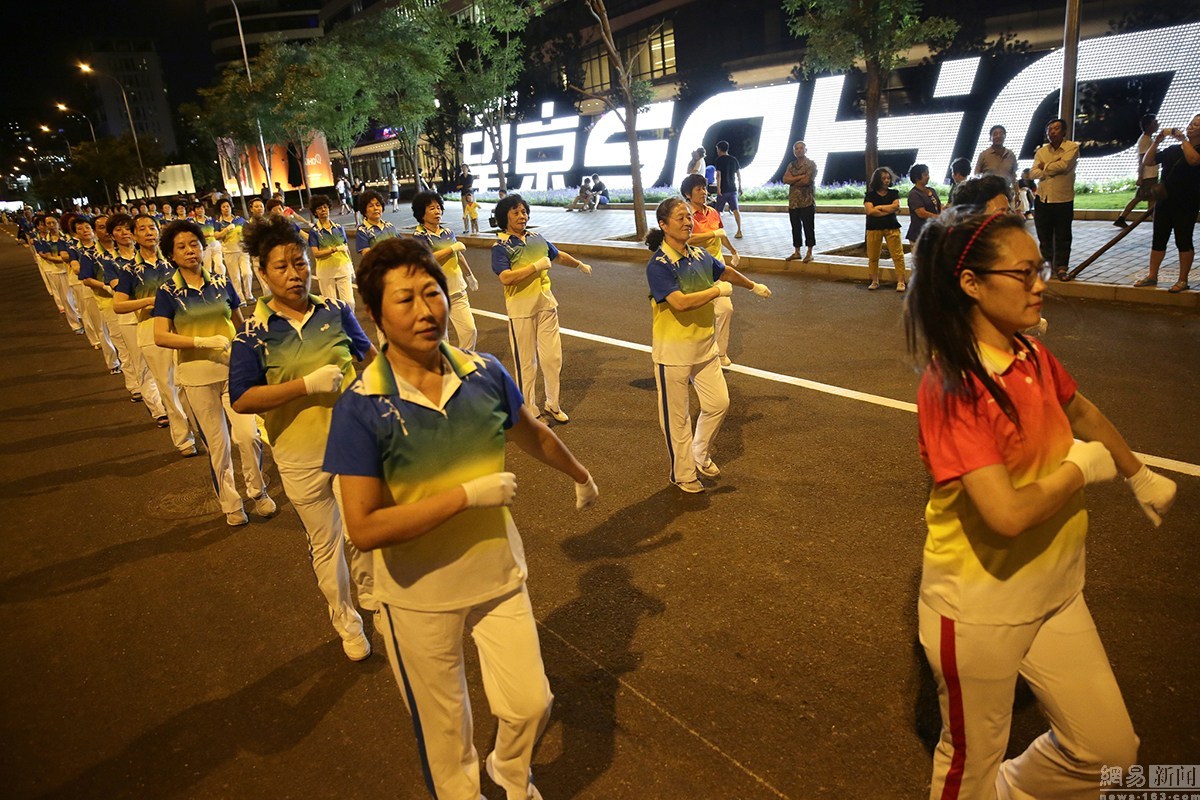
[
  {"xmin": 974, "ymin": 125, "xmax": 1018, "ymax": 193},
  {"xmin": 1114, "ymin": 114, "xmax": 1159, "ymax": 228},
  {"xmin": 1030, "ymin": 118, "xmax": 1080, "ymax": 279}
]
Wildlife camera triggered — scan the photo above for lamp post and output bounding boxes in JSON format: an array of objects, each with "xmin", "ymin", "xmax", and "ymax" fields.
[
  {"xmin": 54, "ymin": 103, "xmax": 113, "ymax": 205},
  {"xmin": 228, "ymin": 0, "xmax": 273, "ymax": 191},
  {"xmin": 78, "ymin": 62, "xmax": 146, "ymax": 200}
]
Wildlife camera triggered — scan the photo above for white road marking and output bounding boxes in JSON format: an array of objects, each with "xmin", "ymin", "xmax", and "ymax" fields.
[{"xmin": 472, "ymin": 308, "xmax": 1200, "ymax": 478}]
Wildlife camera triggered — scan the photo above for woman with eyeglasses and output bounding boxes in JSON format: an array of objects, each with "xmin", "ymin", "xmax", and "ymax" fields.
[{"xmin": 904, "ymin": 207, "xmax": 1176, "ymax": 799}]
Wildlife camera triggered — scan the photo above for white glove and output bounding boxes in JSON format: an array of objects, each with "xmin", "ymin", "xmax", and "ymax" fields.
[
  {"xmin": 302, "ymin": 364, "xmax": 345, "ymax": 395},
  {"xmin": 462, "ymin": 472, "xmax": 517, "ymax": 508},
  {"xmin": 532, "ymin": 256, "xmax": 552, "ymax": 272},
  {"xmin": 1062, "ymin": 440, "xmax": 1117, "ymax": 485},
  {"xmin": 577, "ymin": 263, "xmax": 592, "ymax": 275},
  {"xmin": 751, "ymin": 282, "xmax": 772, "ymax": 298},
  {"xmin": 715, "ymin": 280, "xmax": 734, "ymax": 297},
  {"xmin": 575, "ymin": 475, "xmax": 599, "ymax": 510},
  {"xmin": 730, "ymin": 253, "xmax": 741, "ymax": 267},
  {"xmin": 1126, "ymin": 465, "xmax": 1177, "ymax": 527},
  {"xmin": 466, "ymin": 274, "xmax": 479, "ymax": 292},
  {"xmin": 450, "ymin": 241, "xmax": 466, "ymax": 253},
  {"xmin": 193, "ymin": 335, "xmax": 230, "ymax": 350}
]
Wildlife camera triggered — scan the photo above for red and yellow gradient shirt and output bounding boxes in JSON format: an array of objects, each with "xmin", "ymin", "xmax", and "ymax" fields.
[{"xmin": 917, "ymin": 340, "xmax": 1085, "ymax": 624}]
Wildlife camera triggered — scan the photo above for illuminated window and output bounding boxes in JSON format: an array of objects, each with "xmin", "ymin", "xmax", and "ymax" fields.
[
  {"xmin": 622, "ymin": 19, "xmax": 675, "ymax": 82},
  {"xmin": 581, "ymin": 45, "xmax": 610, "ymax": 92}
]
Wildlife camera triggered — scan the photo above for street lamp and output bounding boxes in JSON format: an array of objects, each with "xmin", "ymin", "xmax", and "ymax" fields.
[
  {"xmin": 227, "ymin": 0, "xmax": 273, "ymax": 189},
  {"xmin": 55, "ymin": 101, "xmax": 111, "ymax": 204},
  {"xmin": 78, "ymin": 61, "xmax": 146, "ymax": 198}
]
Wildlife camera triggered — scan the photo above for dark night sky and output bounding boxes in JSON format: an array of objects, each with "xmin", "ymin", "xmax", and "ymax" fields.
[{"xmin": 4, "ymin": 0, "xmax": 214, "ymax": 137}]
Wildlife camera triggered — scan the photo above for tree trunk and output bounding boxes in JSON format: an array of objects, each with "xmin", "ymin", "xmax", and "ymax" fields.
[
  {"xmin": 625, "ymin": 100, "xmax": 647, "ymax": 240},
  {"xmin": 408, "ymin": 133, "xmax": 424, "ymax": 193},
  {"xmin": 864, "ymin": 61, "xmax": 882, "ymax": 179},
  {"xmin": 486, "ymin": 119, "xmax": 507, "ymax": 193}
]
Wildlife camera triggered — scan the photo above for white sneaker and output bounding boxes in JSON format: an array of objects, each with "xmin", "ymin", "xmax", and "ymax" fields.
[
  {"xmin": 719, "ymin": 355, "xmax": 732, "ymax": 367},
  {"xmin": 896, "ymin": 282, "xmax": 906, "ymax": 292},
  {"xmin": 675, "ymin": 479, "xmax": 705, "ymax": 494},
  {"xmin": 251, "ymin": 493, "xmax": 277, "ymax": 518},
  {"xmin": 543, "ymin": 406, "xmax": 569, "ymax": 423},
  {"xmin": 485, "ymin": 752, "xmax": 542, "ymax": 800},
  {"xmin": 226, "ymin": 509, "xmax": 249, "ymax": 527},
  {"xmin": 868, "ymin": 281, "xmax": 879, "ymax": 291},
  {"xmin": 342, "ymin": 632, "xmax": 372, "ymax": 661},
  {"xmin": 696, "ymin": 458, "xmax": 721, "ymax": 477}
]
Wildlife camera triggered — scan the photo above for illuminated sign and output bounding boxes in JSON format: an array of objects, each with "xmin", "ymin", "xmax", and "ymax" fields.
[{"xmin": 461, "ymin": 23, "xmax": 1199, "ymax": 191}]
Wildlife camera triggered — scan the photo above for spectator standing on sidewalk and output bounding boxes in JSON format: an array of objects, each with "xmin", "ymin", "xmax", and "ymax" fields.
[
  {"xmin": 454, "ymin": 165, "xmax": 474, "ymax": 233},
  {"xmin": 974, "ymin": 125, "xmax": 1018, "ymax": 191},
  {"xmin": 687, "ymin": 147, "xmax": 707, "ymax": 175},
  {"xmin": 906, "ymin": 163, "xmax": 942, "ymax": 245},
  {"xmin": 783, "ymin": 140, "xmax": 818, "ymax": 263},
  {"xmin": 864, "ymin": 168, "xmax": 908, "ymax": 292},
  {"xmin": 1133, "ymin": 115, "xmax": 1200, "ymax": 293},
  {"xmin": 1030, "ymin": 118, "xmax": 1080, "ymax": 280},
  {"xmin": 712, "ymin": 141, "xmax": 744, "ymax": 238},
  {"xmin": 947, "ymin": 158, "xmax": 972, "ymax": 206},
  {"xmin": 1115, "ymin": 114, "xmax": 1160, "ymax": 229}
]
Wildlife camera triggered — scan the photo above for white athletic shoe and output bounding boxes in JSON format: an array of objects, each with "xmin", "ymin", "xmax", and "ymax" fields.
[
  {"xmin": 543, "ymin": 406, "xmax": 570, "ymax": 423},
  {"xmin": 485, "ymin": 752, "xmax": 543, "ymax": 800},
  {"xmin": 696, "ymin": 458, "xmax": 721, "ymax": 477},
  {"xmin": 342, "ymin": 632, "xmax": 372, "ymax": 662},
  {"xmin": 675, "ymin": 479, "xmax": 705, "ymax": 494},
  {"xmin": 251, "ymin": 493, "xmax": 278, "ymax": 518},
  {"xmin": 226, "ymin": 509, "xmax": 249, "ymax": 527}
]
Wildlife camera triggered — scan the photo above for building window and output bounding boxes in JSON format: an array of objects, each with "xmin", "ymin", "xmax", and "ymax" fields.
[
  {"xmin": 581, "ymin": 45, "xmax": 610, "ymax": 92},
  {"xmin": 622, "ymin": 19, "xmax": 675, "ymax": 82}
]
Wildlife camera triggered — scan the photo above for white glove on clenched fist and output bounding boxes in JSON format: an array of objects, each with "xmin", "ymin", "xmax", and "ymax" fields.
[
  {"xmin": 730, "ymin": 253, "xmax": 741, "ymax": 267},
  {"xmin": 466, "ymin": 274, "xmax": 479, "ymax": 292},
  {"xmin": 1063, "ymin": 441, "xmax": 1117, "ymax": 485},
  {"xmin": 450, "ymin": 241, "xmax": 466, "ymax": 253},
  {"xmin": 532, "ymin": 256, "xmax": 552, "ymax": 272},
  {"xmin": 751, "ymin": 282, "xmax": 772, "ymax": 298},
  {"xmin": 715, "ymin": 280, "xmax": 734, "ymax": 297},
  {"xmin": 302, "ymin": 364, "xmax": 345, "ymax": 395},
  {"xmin": 575, "ymin": 475, "xmax": 599, "ymax": 510},
  {"xmin": 578, "ymin": 263, "xmax": 592, "ymax": 275},
  {"xmin": 194, "ymin": 335, "xmax": 230, "ymax": 350},
  {"xmin": 462, "ymin": 472, "xmax": 517, "ymax": 508},
  {"xmin": 1126, "ymin": 465, "xmax": 1177, "ymax": 526}
]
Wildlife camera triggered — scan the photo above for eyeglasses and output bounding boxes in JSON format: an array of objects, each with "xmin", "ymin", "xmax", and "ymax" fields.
[{"xmin": 972, "ymin": 263, "xmax": 1052, "ymax": 289}]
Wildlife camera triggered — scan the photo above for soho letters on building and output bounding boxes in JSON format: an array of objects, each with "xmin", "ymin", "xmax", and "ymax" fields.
[{"xmin": 461, "ymin": 22, "xmax": 1198, "ymax": 192}]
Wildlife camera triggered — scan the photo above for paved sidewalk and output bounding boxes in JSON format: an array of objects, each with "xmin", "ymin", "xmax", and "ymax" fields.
[{"xmin": 329, "ymin": 202, "xmax": 1196, "ymax": 309}]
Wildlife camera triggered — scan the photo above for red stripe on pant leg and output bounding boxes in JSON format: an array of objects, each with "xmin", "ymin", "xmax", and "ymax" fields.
[{"xmin": 940, "ymin": 615, "xmax": 966, "ymax": 800}]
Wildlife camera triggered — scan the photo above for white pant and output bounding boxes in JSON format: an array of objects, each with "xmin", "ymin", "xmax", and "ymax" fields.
[
  {"xmin": 317, "ymin": 274, "xmax": 354, "ymax": 308},
  {"xmin": 117, "ymin": 321, "xmax": 166, "ymax": 415},
  {"xmin": 919, "ymin": 593, "xmax": 1138, "ymax": 800},
  {"xmin": 507, "ymin": 309, "xmax": 562, "ymax": 412},
  {"xmin": 139, "ymin": 343, "xmax": 195, "ymax": 452},
  {"xmin": 224, "ymin": 251, "xmax": 253, "ymax": 302},
  {"xmin": 377, "ymin": 585, "xmax": 552, "ymax": 800},
  {"xmin": 81, "ymin": 293, "xmax": 119, "ymax": 369},
  {"xmin": 203, "ymin": 245, "xmax": 225, "ymax": 276},
  {"xmin": 275, "ymin": 462, "xmax": 372, "ymax": 638},
  {"xmin": 449, "ymin": 291, "xmax": 477, "ymax": 350},
  {"xmin": 713, "ymin": 295, "xmax": 733, "ymax": 358},
  {"xmin": 35, "ymin": 259, "xmax": 57, "ymax": 304},
  {"xmin": 183, "ymin": 380, "xmax": 265, "ymax": 513},
  {"xmin": 47, "ymin": 271, "xmax": 81, "ymax": 331},
  {"xmin": 654, "ymin": 357, "xmax": 729, "ymax": 484}
]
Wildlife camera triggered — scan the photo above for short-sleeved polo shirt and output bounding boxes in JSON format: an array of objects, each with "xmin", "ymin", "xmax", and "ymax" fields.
[
  {"xmin": 917, "ymin": 340, "xmax": 1084, "ymax": 625},
  {"xmin": 355, "ymin": 219, "xmax": 398, "ymax": 253},
  {"xmin": 229, "ymin": 295, "xmax": 371, "ymax": 466},
  {"xmin": 194, "ymin": 216, "xmax": 216, "ymax": 245},
  {"xmin": 490, "ymin": 232, "xmax": 559, "ymax": 318},
  {"xmin": 308, "ymin": 221, "xmax": 352, "ymax": 279},
  {"xmin": 116, "ymin": 252, "xmax": 176, "ymax": 346},
  {"xmin": 35, "ymin": 237, "xmax": 70, "ymax": 274},
  {"xmin": 323, "ymin": 343, "xmax": 528, "ymax": 612},
  {"xmin": 214, "ymin": 216, "xmax": 246, "ymax": 253},
  {"xmin": 413, "ymin": 225, "xmax": 466, "ymax": 295},
  {"xmin": 75, "ymin": 243, "xmax": 114, "ymax": 306},
  {"xmin": 646, "ymin": 242, "xmax": 724, "ymax": 366},
  {"xmin": 687, "ymin": 203, "xmax": 726, "ymax": 260},
  {"xmin": 152, "ymin": 268, "xmax": 242, "ymax": 386}
]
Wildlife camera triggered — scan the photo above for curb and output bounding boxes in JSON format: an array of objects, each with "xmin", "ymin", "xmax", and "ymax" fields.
[
  {"xmin": 600, "ymin": 203, "xmax": 1137, "ymax": 222},
  {"xmin": 458, "ymin": 233, "xmax": 1199, "ymax": 311}
]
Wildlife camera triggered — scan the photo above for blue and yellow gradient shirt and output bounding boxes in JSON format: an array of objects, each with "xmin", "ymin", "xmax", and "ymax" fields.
[
  {"xmin": 413, "ymin": 225, "xmax": 467, "ymax": 295},
  {"xmin": 214, "ymin": 216, "xmax": 246, "ymax": 253},
  {"xmin": 308, "ymin": 221, "xmax": 352, "ymax": 279},
  {"xmin": 646, "ymin": 243, "xmax": 724, "ymax": 366},
  {"xmin": 490, "ymin": 232, "xmax": 559, "ymax": 318},
  {"xmin": 355, "ymin": 219, "xmax": 398, "ymax": 253},
  {"xmin": 117, "ymin": 252, "xmax": 176, "ymax": 345},
  {"xmin": 152, "ymin": 268, "xmax": 242, "ymax": 386}
]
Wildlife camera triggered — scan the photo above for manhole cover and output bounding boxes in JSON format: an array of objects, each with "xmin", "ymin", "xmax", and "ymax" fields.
[{"xmin": 144, "ymin": 485, "xmax": 222, "ymax": 520}]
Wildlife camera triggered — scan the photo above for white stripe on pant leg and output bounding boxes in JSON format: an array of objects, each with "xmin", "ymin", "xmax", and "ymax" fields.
[
  {"xmin": 275, "ymin": 462, "xmax": 364, "ymax": 640},
  {"xmin": 658, "ymin": 362, "xmax": 699, "ymax": 484},
  {"xmin": 690, "ymin": 357, "xmax": 730, "ymax": 465},
  {"xmin": 140, "ymin": 343, "xmax": 195, "ymax": 451},
  {"xmin": 536, "ymin": 308, "xmax": 563, "ymax": 411},
  {"xmin": 183, "ymin": 382, "xmax": 243, "ymax": 513},
  {"xmin": 221, "ymin": 381, "xmax": 266, "ymax": 498}
]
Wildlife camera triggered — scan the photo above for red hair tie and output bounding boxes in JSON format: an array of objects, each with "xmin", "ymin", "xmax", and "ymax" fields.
[{"xmin": 953, "ymin": 211, "xmax": 1008, "ymax": 276}]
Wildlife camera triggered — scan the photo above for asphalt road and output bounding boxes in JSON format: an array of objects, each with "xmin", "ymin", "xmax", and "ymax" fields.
[{"xmin": 1, "ymin": 235, "xmax": 1197, "ymax": 799}]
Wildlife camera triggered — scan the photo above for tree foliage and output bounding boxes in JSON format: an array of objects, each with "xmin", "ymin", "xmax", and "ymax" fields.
[{"xmin": 304, "ymin": 38, "xmax": 375, "ymax": 187}]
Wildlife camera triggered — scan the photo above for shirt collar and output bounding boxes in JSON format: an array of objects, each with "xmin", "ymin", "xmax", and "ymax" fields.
[
  {"xmin": 170, "ymin": 266, "xmax": 214, "ymax": 290},
  {"xmin": 361, "ymin": 341, "xmax": 479, "ymax": 400},
  {"xmin": 660, "ymin": 241, "xmax": 702, "ymax": 264},
  {"xmin": 254, "ymin": 295, "xmax": 320, "ymax": 326},
  {"xmin": 978, "ymin": 339, "xmax": 1031, "ymax": 376}
]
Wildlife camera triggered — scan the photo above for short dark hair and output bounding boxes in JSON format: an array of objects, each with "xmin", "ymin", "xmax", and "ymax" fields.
[
  {"xmin": 133, "ymin": 213, "xmax": 159, "ymax": 230},
  {"xmin": 951, "ymin": 157, "xmax": 972, "ymax": 178},
  {"xmin": 359, "ymin": 190, "xmax": 384, "ymax": 213},
  {"xmin": 107, "ymin": 213, "xmax": 134, "ymax": 235},
  {"xmin": 989, "ymin": 124, "xmax": 1006, "ymax": 136},
  {"xmin": 249, "ymin": 196, "xmax": 265, "ymax": 209},
  {"xmin": 265, "ymin": 199, "xmax": 284, "ymax": 213},
  {"xmin": 217, "ymin": 198, "xmax": 233, "ymax": 213},
  {"xmin": 1045, "ymin": 117, "xmax": 1067, "ymax": 132},
  {"xmin": 1140, "ymin": 113, "xmax": 1157, "ymax": 131},
  {"xmin": 308, "ymin": 193, "xmax": 332, "ymax": 214},
  {"xmin": 191, "ymin": 202, "xmax": 206, "ymax": 213},
  {"xmin": 494, "ymin": 194, "xmax": 530, "ymax": 231},
  {"xmin": 68, "ymin": 216, "xmax": 93, "ymax": 234},
  {"xmin": 868, "ymin": 167, "xmax": 895, "ymax": 192},
  {"xmin": 951, "ymin": 174, "xmax": 1013, "ymax": 208},
  {"xmin": 244, "ymin": 214, "xmax": 306, "ymax": 265},
  {"xmin": 411, "ymin": 191, "xmax": 445, "ymax": 223},
  {"xmin": 646, "ymin": 196, "xmax": 688, "ymax": 251},
  {"xmin": 716, "ymin": 140, "xmax": 729, "ymax": 153},
  {"xmin": 908, "ymin": 163, "xmax": 929, "ymax": 184},
  {"xmin": 680, "ymin": 173, "xmax": 708, "ymax": 196},
  {"xmin": 356, "ymin": 237, "xmax": 449, "ymax": 326},
  {"xmin": 161, "ymin": 219, "xmax": 208, "ymax": 260}
]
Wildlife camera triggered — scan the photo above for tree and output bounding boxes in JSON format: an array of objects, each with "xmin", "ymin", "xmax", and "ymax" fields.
[
  {"xmin": 567, "ymin": 0, "xmax": 657, "ymax": 240},
  {"xmin": 73, "ymin": 134, "xmax": 163, "ymax": 202},
  {"xmin": 197, "ymin": 66, "xmax": 272, "ymax": 214},
  {"xmin": 783, "ymin": 0, "xmax": 957, "ymax": 177},
  {"xmin": 254, "ymin": 41, "xmax": 324, "ymax": 204},
  {"xmin": 305, "ymin": 38, "xmax": 375, "ymax": 189}
]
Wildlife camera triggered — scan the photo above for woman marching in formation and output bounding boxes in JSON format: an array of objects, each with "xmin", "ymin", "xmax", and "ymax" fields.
[
  {"xmin": 307, "ymin": 193, "xmax": 356, "ymax": 307},
  {"xmin": 152, "ymin": 219, "xmax": 274, "ymax": 526},
  {"xmin": 229, "ymin": 215, "xmax": 378, "ymax": 661},
  {"xmin": 323, "ymin": 237, "xmax": 598, "ymax": 800},
  {"xmin": 213, "ymin": 198, "xmax": 252, "ymax": 304},
  {"xmin": 904, "ymin": 206, "xmax": 1177, "ymax": 799},
  {"xmin": 411, "ymin": 190, "xmax": 480, "ymax": 349},
  {"xmin": 645, "ymin": 196, "xmax": 771, "ymax": 493}
]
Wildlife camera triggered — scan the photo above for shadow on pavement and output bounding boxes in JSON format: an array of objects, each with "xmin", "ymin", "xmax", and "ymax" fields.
[
  {"xmin": 38, "ymin": 640, "xmax": 381, "ymax": 799},
  {"xmin": 0, "ymin": 421, "xmax": 147, "ymax": 456},
  {"xmin": 4, "ymin": 450, "xmax": 180, "ymax": 498},
  {"xmin": 560, "ymin": 486, "xmax": 703, "ymax": 561}
]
